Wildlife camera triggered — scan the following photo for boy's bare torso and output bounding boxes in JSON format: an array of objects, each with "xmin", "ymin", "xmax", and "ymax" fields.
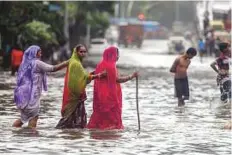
[{"xmin": 172, "ymin": 56, "xmax": 191, "ymax": 79}]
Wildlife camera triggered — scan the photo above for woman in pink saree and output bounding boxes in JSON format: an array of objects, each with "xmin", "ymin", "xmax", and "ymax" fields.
[{"xmin": 87, "ymin": 46, "xmax": 138, "ymax": 130}]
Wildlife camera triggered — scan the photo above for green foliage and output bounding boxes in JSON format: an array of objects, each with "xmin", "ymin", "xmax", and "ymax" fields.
[
  {"xmin": 76, "ymin": 1, "xmax": 114, "ymax": 37},
  {"xmin": 86, "ymin": 11, "xmax": 111, "ymax": 37},
  {"xmin": 67, "ymin": 2, "xmax": 78, "ymax": 18},
  {"xmin": 21, "ymin": 20, "xmax": 58, "ymax": 46},
  {"xmin": 0, "ymin": 1, "xmax": 114, "ymax": 49}
]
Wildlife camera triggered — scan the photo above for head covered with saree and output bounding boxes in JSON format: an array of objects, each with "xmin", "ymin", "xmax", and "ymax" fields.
[
  {"xmin": 93, "ymin": 46, "xmax": 121, "ymax": 112},
  {"xmin": 102, "ymin": 46, "xmax": 119, "ymax": 63},
  {"xmin": 14, "ymin": 45, "xmax": 48, "ymax": 109},
  {"xmin": 87, "ymin": 46, "xmax": 123, "ymax": 129},
  {"xmin": 61, "ymin": 44, "xmax": 91, "ymax": 117}
]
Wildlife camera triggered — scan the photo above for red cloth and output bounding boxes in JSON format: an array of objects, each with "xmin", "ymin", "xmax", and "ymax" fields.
[
  {"xmin": 61, "ymin": 67, "xmax": 87, "ymax": 115},
  {"xmin": 11, "ymin": 49, "xmax": 23, "ymax": 66},
  {"xmin": 61, "ymin": 68, "xmax": 70, "ymax": 114},
  {"xmin": 87, "ymin": 46, "xmax": 124, "ymax": 130}
]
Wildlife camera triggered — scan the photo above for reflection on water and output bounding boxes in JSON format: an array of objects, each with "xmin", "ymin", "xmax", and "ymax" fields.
[
  {"xmin": 12, "ymin": 127, "xmax": 40, "ymax": 137},
  {"xmin": 57, "ymin": 129, "xmax": 86, "ymax": 140},
  {"xmin": 89, "ymin": 130, "xmax": 123, "ymax": 140},
  {"xmin": 0, "ymin": 68, "xmax": 231, "ymax": 155}
]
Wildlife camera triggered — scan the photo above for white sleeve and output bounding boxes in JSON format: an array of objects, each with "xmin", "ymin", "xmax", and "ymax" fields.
[{"xmin": 36, "ymin": 60, "xmax": 54, "ymax": 72}]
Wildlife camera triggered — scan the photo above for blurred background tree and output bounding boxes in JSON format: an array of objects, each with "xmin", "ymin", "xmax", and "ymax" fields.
[
  {"xmin": 0, "ymin": 1, "xmax": 63, "ymax": 50},
  {"xmin": 68, "ymin": 1, "xmax": 114, "ymax": 48},
  {"xmin": 0, "ymin": 1, "xmax": 114, "ymax": 51},
  {"xmin": 20, "ymin": 20, "xmax": 58, "ymax": 48}
]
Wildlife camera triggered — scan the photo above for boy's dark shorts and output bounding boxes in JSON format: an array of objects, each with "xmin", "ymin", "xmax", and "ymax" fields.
[{"xmin": 174, "ymin": 77, "xmax": 189, "ymax": 100}]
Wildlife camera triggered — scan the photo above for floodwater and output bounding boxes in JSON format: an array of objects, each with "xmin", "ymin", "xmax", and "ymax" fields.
[{"xmin": 0, "ymin": 61, "xmax": 231, "ymax": 155}]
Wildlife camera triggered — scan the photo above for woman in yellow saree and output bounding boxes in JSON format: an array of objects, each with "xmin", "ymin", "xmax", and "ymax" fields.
[{"xmin": 56, "ymin": 44, "xmax": 106, "ymax": 129}]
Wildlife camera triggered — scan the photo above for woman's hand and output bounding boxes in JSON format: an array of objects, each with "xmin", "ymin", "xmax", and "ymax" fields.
[
  {"xmin": 131, "ymin": 71, "xmax": 139, "ymax": 79},
  {"xmin": 53, "ymin": 60, "xmax": 69, "ymax": 72},
  {"xmin": 90, "ymin": 71, "xmax": 95, "ymax": 75},
  {"xmin": 91, "ymin": 70, "xmax": 107, "ymax": 80},
  {"xmin": 99, "ymin": 70, "xmax": 107, "ymax": 78}
]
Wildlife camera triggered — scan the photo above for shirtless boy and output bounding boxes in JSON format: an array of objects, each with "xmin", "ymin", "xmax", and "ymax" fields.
[{"xmin": 170, "ymin": 47, "xmax": 197, "ymax": 106}]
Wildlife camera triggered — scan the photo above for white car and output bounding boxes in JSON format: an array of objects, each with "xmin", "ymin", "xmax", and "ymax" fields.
[
  {"xmin": 105, "ymin": 25, "xmax": 119, "ymax": 45},
  {"xmin": 89, "ymin": 38, "xmax": 108, "ymax": 55}
]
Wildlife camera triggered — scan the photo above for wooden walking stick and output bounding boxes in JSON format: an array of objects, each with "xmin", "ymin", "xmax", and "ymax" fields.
[{"xmin": 136, "ymin": 76, "xmax": 141, "ymax": 131}]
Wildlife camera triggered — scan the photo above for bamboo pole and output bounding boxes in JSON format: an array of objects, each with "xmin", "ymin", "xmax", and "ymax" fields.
[{"xmin": 136, "ymin": 76, "xmax": 141, "ymax": 131}]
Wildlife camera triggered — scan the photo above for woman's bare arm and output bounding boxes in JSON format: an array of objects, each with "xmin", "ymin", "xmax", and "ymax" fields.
[
  {"xmin": 210, "ymin": 61, "xmax": 219, "ymax": 74},
  {"xmin": 86, "ymin": 70, "xmax": 107, "ymax": 84},
  {"xmin": 52, "ymin": 60, "xmax": 69, "ymax": 72},
  {"xmin": 36, "ymin": 60, "xmax": 68, "ymax": 72},
  {"xmin": 116, "ymin": 75, "xmax": 133, "ymax": 83},
  {"xmin": 170, "ymin": 58, "xmax": 179, "ymax": 73}
]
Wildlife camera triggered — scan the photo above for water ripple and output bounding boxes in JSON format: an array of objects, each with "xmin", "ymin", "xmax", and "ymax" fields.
[{"xmin": 0, "ymin": 68, "xmax": 231, "ymax": 155}]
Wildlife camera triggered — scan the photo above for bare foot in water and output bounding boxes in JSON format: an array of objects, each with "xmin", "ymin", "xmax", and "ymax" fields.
[
  {"xmin": 12, "ymin": 119, "xmax": 23, "ymax": 127},
  {"xmin": 178, "ymin": 99, "xmax": 185, "ymax": 107},
  {"xmin": 224, "ymin": 121, "xmax": 232, "ymax": 130}
]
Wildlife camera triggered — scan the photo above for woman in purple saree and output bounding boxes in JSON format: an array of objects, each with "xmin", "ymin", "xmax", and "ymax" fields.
[{"xmin": 13, "ymin": 45, "xmax": 69, "ymax": 128}]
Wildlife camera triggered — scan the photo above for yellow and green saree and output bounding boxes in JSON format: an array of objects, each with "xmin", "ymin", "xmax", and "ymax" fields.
[{"xmin": 56, "ymin": 48, "xmax": 92, "ymax": 129}]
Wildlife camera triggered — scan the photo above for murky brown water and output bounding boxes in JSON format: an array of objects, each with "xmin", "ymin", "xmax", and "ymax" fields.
[{"xmin": 0, "ymin": 66, "xmax": 231, "ymax": 155}]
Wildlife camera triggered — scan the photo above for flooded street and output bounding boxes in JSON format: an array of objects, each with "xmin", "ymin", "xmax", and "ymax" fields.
[
  {"xmin": 1, "ymin": 0, "xmax": 231, "ymax": 154},
  {"xmin": 0, "ymin": 44, "xmax": 231, "ymax": 155}
]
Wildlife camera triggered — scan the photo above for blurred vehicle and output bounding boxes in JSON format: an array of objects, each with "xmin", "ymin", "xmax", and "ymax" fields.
[
  {"xmin": 210, "ymin": 20, "xmax": 224, "ymax": 31},
  {"xmin": 143, "ymin": 21, "xmax": 159, "ymax": 39},
  {"xmin": 167, "ymin": 35, "xmax": 185, "ymax": 54},
  {"xmin": 223, "ymin": 9, "xmax": 231, "ymax": 32},
  {"xmin": 197, "ymin": 1, "xmax": 231, "ymax": 37},
  {"xmin": 214, "ymin": 31, "xmax": 231, "ymax": 43},
  {"xmin": 89, "ymin": 38, "xmax": 108, "ymax": 54},
  {"xmin": 184, "ymin": 31, "xmax": 192, "ymax": 40},
  {"xmin": 157, "ymin": 26, "xmax": 169, "ymax": 39},
  {"xmin": 209, "ymin": 2, "xmax": 231, "ymax": 32},
  {"xmin": 118, "ymin": 23, "xmax": 144, "ymax": 48},
  {"xmin": 172, "ymin": 21, "xmax": 185, "ymax": 34},
  {"xmin": 105, "ymin": 25, "xmax": 119, "ymax": 45}
]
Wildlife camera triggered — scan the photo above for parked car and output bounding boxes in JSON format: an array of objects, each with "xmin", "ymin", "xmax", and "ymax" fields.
[{"xmin": 89, "ymin": 38, "xmax": 108, "ymax": 55}]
